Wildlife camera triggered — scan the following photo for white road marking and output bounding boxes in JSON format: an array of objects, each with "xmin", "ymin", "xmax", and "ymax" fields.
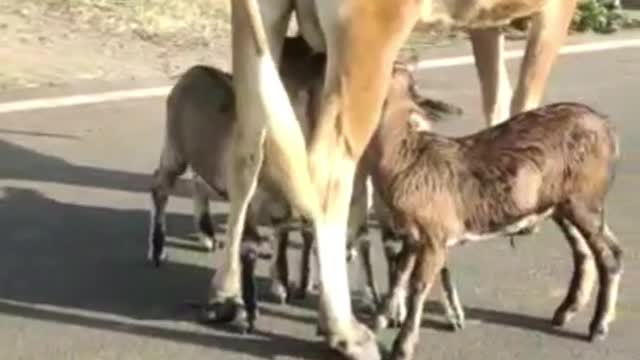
[
  {"xmin": 0, "ymin": 38, "xmax": 639, "ymax": 114},
  {"xmin": 416, "ymin": 38, "xmax": 640, "ymax": 69}
]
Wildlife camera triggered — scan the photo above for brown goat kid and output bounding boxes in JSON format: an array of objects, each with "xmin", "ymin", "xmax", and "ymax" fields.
[{"xmin": 365, "ymin": 83, "xmax": 622, "ymax": 359}]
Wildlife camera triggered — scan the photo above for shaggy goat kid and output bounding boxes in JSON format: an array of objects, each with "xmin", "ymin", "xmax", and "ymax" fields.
[{"xmin": 364, "ymin": 92, "xmax": 621, "ymax": 359}]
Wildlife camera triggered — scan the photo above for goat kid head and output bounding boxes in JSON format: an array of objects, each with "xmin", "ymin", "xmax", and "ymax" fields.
[{"xmin": 385, "ymin": 60, "xmax": 464, "ymax": 133}]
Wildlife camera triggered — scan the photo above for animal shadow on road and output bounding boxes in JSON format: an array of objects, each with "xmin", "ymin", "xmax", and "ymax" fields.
[
  {"xmin": 0, "ymin": 138, "xmax": 192, "ymax": 197},
  {"xmin": 0, "ymin": 186, "xmax": 337, "ymax": 359},
  {"xmin": 421, "ymin": 301, "xmax": 587, "ymax": 341}
]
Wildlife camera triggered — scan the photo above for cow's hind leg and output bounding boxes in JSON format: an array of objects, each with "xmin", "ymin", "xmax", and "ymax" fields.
[
  {"xmin": 469, "ymin": 27, "xmax": 512, "ymax": 126},
  {"xmin": 510, "ymin": 0, "xmax": 578, "ymax": 115},
  {"xmin": 550, "ymin": 214, "xmax": 597, "ymax": 328},
  {"xmin": 191, "ymin": 173, "xmax": 217, "ymax": 251},
  {"xmin": 560, "ymin": 201, "xmax": 623, "ymax": 341},
  {"xmin": 148, "ymin": 147, "xmax": 186, "ymax": 267},
  {"xmin": 205, "ymin": 0, "xmax": 293, "ymax": 329}
]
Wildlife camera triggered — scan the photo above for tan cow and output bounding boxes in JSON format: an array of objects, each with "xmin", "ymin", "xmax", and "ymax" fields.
[{"xmin": 208, "ymin": 1, "xmax": 578, "ymax": 359}]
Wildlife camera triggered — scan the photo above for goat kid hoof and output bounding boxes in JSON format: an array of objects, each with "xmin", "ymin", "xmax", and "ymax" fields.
[
  {"xmin": 588, "ymin": 324, "xmax": 608, "ymax": 342},
  {"xmin": 374, "ymin": 315, "xmax": 390, "ymax": 332},
  {"xmin": 292, "ymin": 286, "xmax": 309, "ymax": 300},
  {"xmin": 316, "ymin": 323, "xmax": 328, "ymax": 337},
  {"xmin": 330, "ymin": 322, "xmax": 381, "ymax": 360},
  {"xmin": 148, "ymin": 250, "xmax": 168, "ymax": 267},
  {"xmin": 551, "ymin": 308, "xmax": 575, "ymax": 328},
  {"xmin": 198, "ymin": 235, "xmax": 215, "ymax": 252},
  {"xmin": 389, "ymin": 348, "xmax": 412, "ymax": 360},
  {"xmin": 378, "ymin": 296, "xmax": 407, "ymax": 329},
  {"xmin": 448, "ymin": 318, "xmax": 465, "ymax": 331},
  {"xmin": 268, "ymin": 281, "xmax": 289, "ymax": 304}
]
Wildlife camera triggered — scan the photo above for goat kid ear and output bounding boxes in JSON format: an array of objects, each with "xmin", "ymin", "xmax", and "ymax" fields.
[
  {"xmin": 408, "ymin": 111, "xmax": 431, "ymax": 132},
  {"xmin": 417, "ymin": 97, "xmax": 464, "ymax": 122}
]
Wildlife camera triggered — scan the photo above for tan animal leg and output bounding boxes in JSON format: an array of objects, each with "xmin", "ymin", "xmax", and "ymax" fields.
[
  {"xmin": 207, "ymin": 0, "xmax": 300, "ymax": 323},
  {"xmin": 551, "ymin": 215, "xmax": 597, "ymax": 327},
  {"xmin": 390, "ymin": 242, "xmax": 446, "ymax": 360},
  {"xmin": 510, "ymin": 0, "xmax": 578, "ymax": 115},
  {"xmin": 191, "ymin": 173, "xmax": 216, "ymax": 251},
  {"xmin": 469, "ymin": 28, "xmax": 513, "ymax": 126},
  {"xmin": 308, "ymin": 2, "xmax": 420, "ymax": 357},
  {"xmin": 559, "ymin": 201, "xmax": 623, "ymax": 341}
]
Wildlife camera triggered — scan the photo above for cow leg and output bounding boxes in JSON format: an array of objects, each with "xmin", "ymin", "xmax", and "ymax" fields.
[
  {"xmin": 469, "ymin": 27, "xmax": 513, "ymax": 126},
  {"xmin": 205, "ymin": 0, "xmax": 294, "ymax": 327},
  {"xmin": 309, "ymin": 2, "xmax": 420, "ymax": 358},
  {"xmin": 510, "ymin": 0, "xmax": 578, "ymax": 115}
]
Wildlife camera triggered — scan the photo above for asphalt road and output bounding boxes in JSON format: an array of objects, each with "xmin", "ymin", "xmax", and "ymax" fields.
[{"xmin": 1, "ymin": 36, "xmax": 639, "ymax": 360}]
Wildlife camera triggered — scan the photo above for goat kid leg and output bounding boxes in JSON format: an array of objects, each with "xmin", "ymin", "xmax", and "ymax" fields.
[
  {"xmin": 359, "ymin": 238, "xmax": 381, "ymax": 310},
  {"xmin": 294, "ymin": 229, "xmax": 317, "ymax": 299},
  {"xmin": 148, "ymin": 147, "xmax": 186, "ymax": 266},
  {"xmin": 551, "ymin": 214, "xmax": 597, "ymax": 327},
  {"xmin": 390, "ymin": 243, "xmax": 446, "ymax": 360},
  {"xmin": 562, "ymin": 202, "xmax": 623, "ymax": 341},
  {"xmin": 439, "ymin": 266, "xmax": 465, "ymax": 331},
  {"xmin": 510, "ymin": 0, "xmax": 578, "ymax": 115},
  {"xmin": 376, "ymin": 246, "xmax": 417, "ymax": 330},
  {"xmin": 381, "ymin": 227, "xmax": 402, "ymax": 296},
  {"xmin": 269, "ymin": 229, "xmax": 290, "ymax": 304},
  {"xmin": 191, "ymin": 173, "xmax": 216, "ymax": 251},
  {"xmin": 469, "ymin": 27, "xmax": 513, "ymax": 126},
  {"xmin": 206, "ymin": 0, "xmax": 293, "ymax": 328}
]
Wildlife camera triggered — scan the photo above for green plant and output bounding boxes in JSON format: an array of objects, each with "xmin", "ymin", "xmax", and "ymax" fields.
[{"xmin": 571, "ymin": 0, "xmax": 626, "ymax": 33}]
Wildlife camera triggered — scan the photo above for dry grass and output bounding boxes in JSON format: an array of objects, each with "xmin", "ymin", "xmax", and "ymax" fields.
[{"xmin": 25, "ymin": 0, "xmax": 231, "ymax": 47}]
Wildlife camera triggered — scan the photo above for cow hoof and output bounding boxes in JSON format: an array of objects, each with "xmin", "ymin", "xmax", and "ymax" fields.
[
  {"xmin": 200, "ymin": 298, "xmax": 248, "ymax": 332},
  {"xmin": 330, "ymin": 321, "xmax": 381, "ymax": 360}
]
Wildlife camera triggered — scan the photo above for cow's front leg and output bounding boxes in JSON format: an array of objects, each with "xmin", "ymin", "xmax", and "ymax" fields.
[{"xmin": 308, "ymin": 1, "xmax": 420, "ymax": 358}]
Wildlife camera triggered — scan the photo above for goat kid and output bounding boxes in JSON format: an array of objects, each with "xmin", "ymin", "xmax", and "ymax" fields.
[
  {"xmin": 148, "ymin": 35, "xmax": 330, "ymax": 330},
  {"xmin": 364, "ymin": 95, "xmax": 621, "ymax": 360}
]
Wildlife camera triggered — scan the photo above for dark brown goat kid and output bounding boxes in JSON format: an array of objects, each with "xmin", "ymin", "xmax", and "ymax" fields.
[{"xmin": 365, "ymin": 67, "xmax": 622, "ymax": 360}]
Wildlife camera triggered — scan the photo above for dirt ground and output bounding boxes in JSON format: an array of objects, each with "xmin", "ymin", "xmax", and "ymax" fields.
[
  {"xmin": 1, "ymin": 0, "xmax": 639, "ymax": 91},
  {"xmin": 0, "ymin": 0, "xmax": 232, "ymax": 90},
  {"xmin": 0, "ymin": 0, "xmax": 491, "ymax": 91}
]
